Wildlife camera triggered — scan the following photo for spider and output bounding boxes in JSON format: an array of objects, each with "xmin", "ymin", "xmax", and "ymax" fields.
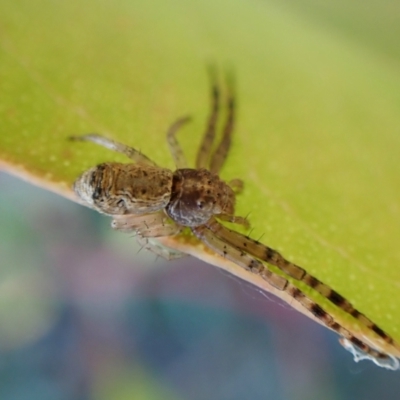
[{"xmin": 71, "ymin": 72, "xmax": 399, "ymax": 370}]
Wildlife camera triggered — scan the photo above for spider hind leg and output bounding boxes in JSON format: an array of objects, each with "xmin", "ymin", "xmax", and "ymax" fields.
[
  {"xmin": 192, "ymin": 221, "xmax": 396, "ymax": 366},
  {"xmin": 203, "ymin": 218, "xmax": 400, "ymax": 355}
]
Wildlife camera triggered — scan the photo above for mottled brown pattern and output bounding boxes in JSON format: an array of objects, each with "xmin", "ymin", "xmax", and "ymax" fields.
[
  {"xmin": 73, "ymin": 162, "xmax": 173, "ymax": 215},
  {"xmin": 167, "ymin": 168, "xmax": 236, "ymax": 227},
  {"xmin": 71, "ymin": 72, "xmax": 399, "ymax": 369}
]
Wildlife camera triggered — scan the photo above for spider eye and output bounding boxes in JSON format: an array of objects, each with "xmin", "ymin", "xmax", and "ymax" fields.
[{"xmin": 197, "ymin": 201, "xmax": 204, "ymax": 209}]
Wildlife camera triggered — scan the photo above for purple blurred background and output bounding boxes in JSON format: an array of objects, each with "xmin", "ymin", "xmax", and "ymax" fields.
[{"xmin": 1, "ymin": 171, "xmax": 399, "ymax": 400}]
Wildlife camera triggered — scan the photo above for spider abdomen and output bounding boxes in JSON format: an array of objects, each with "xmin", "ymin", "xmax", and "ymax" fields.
[
  {"xmin": 74, "ymin": 162, "xmax": 173, "ymax": 215},
  {"xmin": 166, "ymin": 168, "xmax": 235, "ymax": 227}
]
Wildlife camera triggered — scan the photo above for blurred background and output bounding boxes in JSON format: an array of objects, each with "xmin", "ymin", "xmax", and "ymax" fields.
[
  {"xmin": 1, "ymin": 172, "xmax": 400, "ymax": 399},
  {"xmin": 2, "ymin": 0, "xmax": 400, "ymax": 399}
]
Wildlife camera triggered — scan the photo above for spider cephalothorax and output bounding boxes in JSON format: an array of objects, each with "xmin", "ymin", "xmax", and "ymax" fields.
[{"xmin": 167, "ymin": 168, "xmax": 236, "ymax": 227}]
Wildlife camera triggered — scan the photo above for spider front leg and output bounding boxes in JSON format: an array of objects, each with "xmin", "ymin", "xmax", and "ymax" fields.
[
  {"xmin": 136, "ymin": 236, "xmax": 186, "ymax": 260},
  {"xmin": 112, "ymin": 212, "xmax": 180, "ymax": 236},
  {"xmin": 69, "ymin": 134, "xmax": 157, "ymax": 166},
  {"xmin": 112, "ymin": 212, "xmax": 185, "ymax": 260}
]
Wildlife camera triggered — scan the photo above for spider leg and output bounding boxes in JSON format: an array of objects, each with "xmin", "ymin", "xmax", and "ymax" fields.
[
  {"xmin": 112, "ymin": 212, "xmax": 185, "ymax": 260},
  {"xmin": 195, "ymin": 67, "xmax": 220, "ymax": 169},
  {"xmin": 136, "ymin": 236, "xmax": 186, "ymax": 260},
  {"xmin": 192, "ymin": 222, "xmax": 394, "ymax": 364},
  {"xmin": 112, "ymin": 212, "xmax": 180, "ymax": 237},
  {"xmin": 204, "ymin": 218, "xmax": 399, "ymax": 353},
  {"xmin": 217, "ymin": 214, "xmax": 250, "ymax": 229},
  {"xmin": 228, "ymin": 178, "xmax": 244, "ymax": 194},
  {"xmin": 209, "ymin": 71, "xmax": 235, "ymax": 174},
  {"xmin": 339, "ymin": 337, "xmax": 398, "ymax": 370},
  {"xmin": 166, "ymin": 116, "xmax": 191, "ymax": 168},
  {"xmin": 70, "ymin": 134, "xmax": 157, "ymax": 166}
]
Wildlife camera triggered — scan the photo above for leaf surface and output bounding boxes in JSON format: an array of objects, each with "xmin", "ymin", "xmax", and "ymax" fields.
[{"xmin": 1, "ymin": 0, "xmax": 400, "ymax": 359}]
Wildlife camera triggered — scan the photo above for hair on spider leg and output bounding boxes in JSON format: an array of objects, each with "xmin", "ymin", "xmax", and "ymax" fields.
[
  {"xmin": 245, "ymin": 228, "xmax": 255, "ymax": 239},
  {"xmin": 256, "ymin": 232, "xmax": 265, "ymax": 243},
  {"xmin": 243, "ymin": 211, "xmax": 252, "ymax": 230},
  {"xmin": 136, "ymin": 242, "xmax": 145, "ymax": 255}
]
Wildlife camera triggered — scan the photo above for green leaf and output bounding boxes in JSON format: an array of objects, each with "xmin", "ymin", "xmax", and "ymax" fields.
[{"xmin": 1, "ymin": 0, "xmax": 400, "ymax": 362}]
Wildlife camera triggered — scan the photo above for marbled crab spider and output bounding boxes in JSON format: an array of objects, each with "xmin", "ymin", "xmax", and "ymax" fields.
[{"xmin": 71, "ymin": 74, "xmax": 400, "ymax": 369}]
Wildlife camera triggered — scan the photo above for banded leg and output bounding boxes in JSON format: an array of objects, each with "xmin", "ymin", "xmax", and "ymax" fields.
[
  {"xmin": 166, "ymin": 116, "xmax": 191, "ymax": 168},
  {"xmin": 205, "ymin": 218, "xmax": 397, "ymax": 351},
  {"xmin": 192, "ymin": 223, "xmax": 392, "ymax": 363},
  {"xmin": 210, "ymin": 73, "xmax": 235, "ymax": 174},
  {"xmin": 339, "ymin": 338, "xmax": 398, "ymax": 370},
  {"xmin": 196, "ymin": 68, "xmax": 220, "ymax": 169},
  {"xmin": 70, "ymin": 134, "xmax": 157, "ymax": 166}
]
